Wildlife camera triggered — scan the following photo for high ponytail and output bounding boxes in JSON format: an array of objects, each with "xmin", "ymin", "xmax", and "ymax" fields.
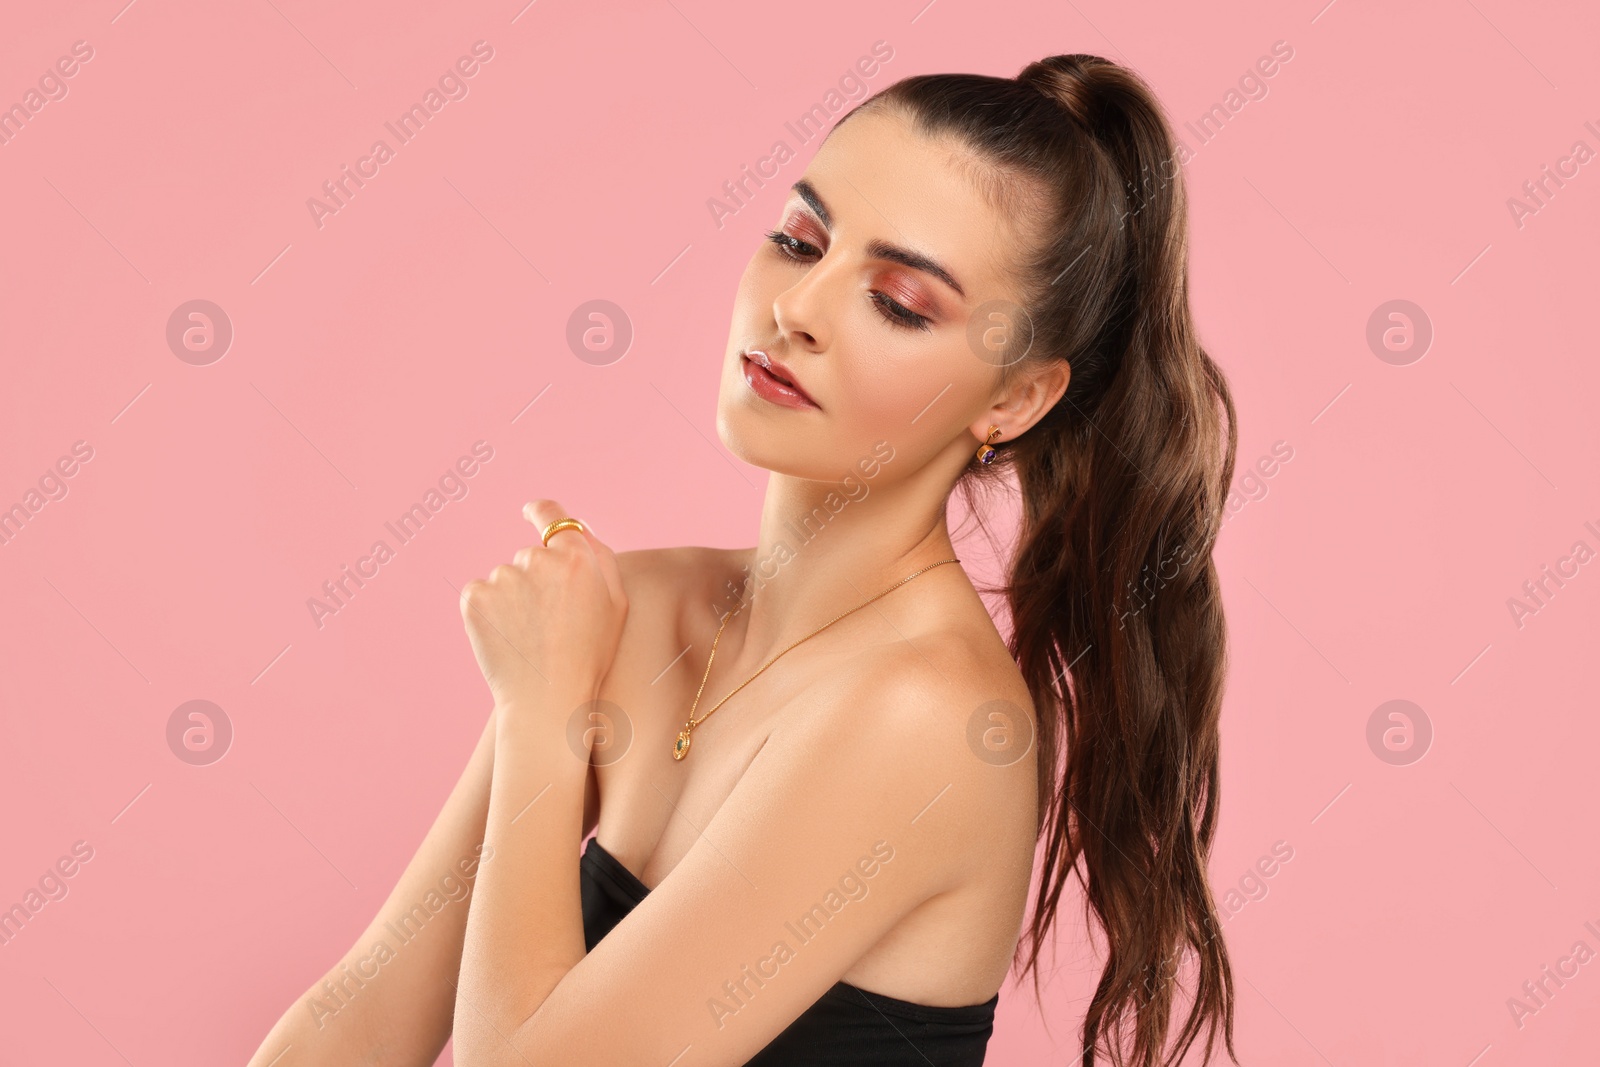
[{"xmin": 853, "ymin": 56, "xmax": 1240, "ymax": 1066}]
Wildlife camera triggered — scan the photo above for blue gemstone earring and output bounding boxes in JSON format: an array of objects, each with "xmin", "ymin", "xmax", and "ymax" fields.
[{"xmin": 975, "ymin": 425, "xmax": 1002, "ymax": 464}]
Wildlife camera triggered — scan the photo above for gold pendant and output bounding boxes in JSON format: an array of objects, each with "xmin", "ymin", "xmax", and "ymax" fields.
[{"xmin": 673, "ymin": 725, "xmax": 693, "ymax": 760}]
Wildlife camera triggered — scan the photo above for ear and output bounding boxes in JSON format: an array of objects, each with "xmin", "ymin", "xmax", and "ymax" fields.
[{"xmin": 969, "ymin": 359, "xmax": 1071, "ymax": 445}]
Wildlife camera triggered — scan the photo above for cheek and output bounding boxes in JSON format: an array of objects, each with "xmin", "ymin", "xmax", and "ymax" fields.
[
  {"xmin": 726, "ymin": 257, "xmax": 776, "ymax": 360},
  {"xmin": 839, "ymin": 357, "xmax": 916, "ymax": 424},
  {"xmin": 735, "ymin": 251, "xmax": 790, "ymax": 311},
  {"xmin": 832, "ymin": 338, "xmax": 981, "ymax": 446},
  {"xmin": 731, "ymin": 257, "xmax": 763, "ymax": 316}
]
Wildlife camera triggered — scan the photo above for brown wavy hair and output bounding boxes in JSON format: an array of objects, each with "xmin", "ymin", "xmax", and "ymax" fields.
[{"xmin": 845, "ymin": 55, "xmax": 1240, "ymax": 1066}]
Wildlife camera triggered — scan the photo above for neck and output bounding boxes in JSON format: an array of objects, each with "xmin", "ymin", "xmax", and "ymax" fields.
[{"xmin": 710, "ymin": 455, "xmax": 963, "ymax": 674}]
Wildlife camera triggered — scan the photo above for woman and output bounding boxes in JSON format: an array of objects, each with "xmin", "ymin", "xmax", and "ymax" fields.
[{"xmin": 249, "ymin": 53, "xmax": 1239, "ymax": 1067}]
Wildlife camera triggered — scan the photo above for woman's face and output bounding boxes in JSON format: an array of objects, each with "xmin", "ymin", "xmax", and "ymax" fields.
[{"xmin": 716, "ymin": 105, "xmax": 1040, "ymax": 482}]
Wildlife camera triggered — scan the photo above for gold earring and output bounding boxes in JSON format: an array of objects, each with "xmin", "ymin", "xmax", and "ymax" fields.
[{"xmin": 975, "ymin": 425, "xmax": 1001, "ymax": 464}]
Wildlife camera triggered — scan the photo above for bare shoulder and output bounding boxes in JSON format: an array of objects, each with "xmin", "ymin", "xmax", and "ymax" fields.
[
  {"xmin": 844, "ymin": 632, "xmax": 1037, "ymax": 785},
  {"xmin": 767, "ymin": 628, "xmax": 1040, "ymax": 885}
]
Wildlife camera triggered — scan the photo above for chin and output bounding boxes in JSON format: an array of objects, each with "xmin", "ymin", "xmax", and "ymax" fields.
[
  {"xmin": 714, "ymin": 351, "xmax": 843, "ymax": 478},
  {"xmin": 714, "ymin": 402, "xmax": 777, "ymax": 472},
  {"xmin": 715, "ymin": 401, "xmax": 824, "ymax": 478}
]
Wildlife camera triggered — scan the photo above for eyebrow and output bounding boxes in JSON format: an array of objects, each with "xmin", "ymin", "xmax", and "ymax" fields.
[{"xmin": 790, "ymin": 178, "xmax": 967, "ymax": 300}]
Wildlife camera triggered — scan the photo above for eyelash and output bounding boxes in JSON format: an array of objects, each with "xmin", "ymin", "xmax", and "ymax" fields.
[{"xmin": 761, "ymin": 229, "xmax": 933, "ymax": 332}]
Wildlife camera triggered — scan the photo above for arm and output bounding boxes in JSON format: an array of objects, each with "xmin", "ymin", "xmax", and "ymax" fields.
[
  {"xmin": 452, "ymin": 691, "xmax": 595, "ymax": 1060},
  {"xmin": 248, "ymin": 510, "xmax": 632, "ymax": 1066},
  {"xmin": 451, "ymin": 644, "xmax": 996, "ymax": 1067},
  {"xmin": 247, "ymin": 706, "xmax": 601, "ymax": 1067}
]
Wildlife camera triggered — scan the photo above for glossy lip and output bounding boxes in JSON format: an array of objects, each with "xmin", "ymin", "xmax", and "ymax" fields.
[{"xmin": 741, "ymin": 349, "xmax": 820, "ymax": 409}]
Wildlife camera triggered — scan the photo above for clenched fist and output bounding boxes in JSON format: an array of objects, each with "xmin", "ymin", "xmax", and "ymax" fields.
[{"xmin": 459, "ymin": 499, "xmax": 628, "ymax": 712}]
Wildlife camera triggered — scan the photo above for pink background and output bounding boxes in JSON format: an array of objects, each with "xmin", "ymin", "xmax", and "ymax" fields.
[{"xmin": 3, "ymin": 0, "xmax": 1598, "ymax": 1063}]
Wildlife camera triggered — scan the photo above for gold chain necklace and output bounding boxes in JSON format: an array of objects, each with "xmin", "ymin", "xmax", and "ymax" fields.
[{"xmin": 672, "ymin": 558, "xmax": 962, "ymax": 760}]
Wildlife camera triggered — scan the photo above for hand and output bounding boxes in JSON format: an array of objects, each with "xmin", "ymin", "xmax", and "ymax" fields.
[{"xmin": 458, "ymin": 499, "xmax": 628, "ymax": 712}]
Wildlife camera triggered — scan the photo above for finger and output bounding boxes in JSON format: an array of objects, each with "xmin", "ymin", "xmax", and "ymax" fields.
[
  {"xmin": 523, "ymin": 499, "xmax": 578, "ymax": 549},
  {"xmin": 523, "ymin": 499, "xmax": 598, "ymax": 554},
  {"xmin": 522, "ymin": 498, "xmax": 561, "ymax": 536}
]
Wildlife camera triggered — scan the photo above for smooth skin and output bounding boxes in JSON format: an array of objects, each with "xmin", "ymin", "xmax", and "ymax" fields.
[{"xmin": 247, "ymin": 104, "xmax": 1071, "ymax": 1066}]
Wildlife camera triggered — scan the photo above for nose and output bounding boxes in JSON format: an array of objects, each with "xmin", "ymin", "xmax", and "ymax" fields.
[{"xmin": 770, "ymin": 253, "xmax": 842, "ymax": 354}]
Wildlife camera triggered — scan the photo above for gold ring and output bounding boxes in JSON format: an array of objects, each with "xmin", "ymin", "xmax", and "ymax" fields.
[{"xmin": 540, "ymin": 517, "xmax": 587, "ymax": 546}]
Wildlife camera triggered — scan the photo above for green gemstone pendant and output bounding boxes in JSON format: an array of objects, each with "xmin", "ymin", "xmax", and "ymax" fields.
[{"xmin": 673, "ymin": 726, "xmax": 693, "ymax": 760}]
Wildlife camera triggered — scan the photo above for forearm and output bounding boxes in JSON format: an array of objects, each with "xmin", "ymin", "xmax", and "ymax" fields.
[
  {"xmin": 452, "ymin": 692, "xmax": 593, "ymax": 1063},
  {"xmin": 248, "ymin": 709, "xmax": 500, "ymax": 1067},
  {"xmin": 248, "ymin": 874, "xmax": 485, "ymax": 1067},
  {"xmin": 246, "ymin": 954, "xmax": 401, "ymax": 1067}
]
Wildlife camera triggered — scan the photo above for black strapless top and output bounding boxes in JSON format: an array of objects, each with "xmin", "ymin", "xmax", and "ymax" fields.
[{"xmin": 580, "ymin": 835, "xmax": 999, "ymax": 1066}]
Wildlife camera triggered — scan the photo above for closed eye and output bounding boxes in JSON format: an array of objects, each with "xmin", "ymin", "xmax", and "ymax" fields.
[{"xmin": 762, "ymin": 229, "xmax": 933, "ymax": 333}]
